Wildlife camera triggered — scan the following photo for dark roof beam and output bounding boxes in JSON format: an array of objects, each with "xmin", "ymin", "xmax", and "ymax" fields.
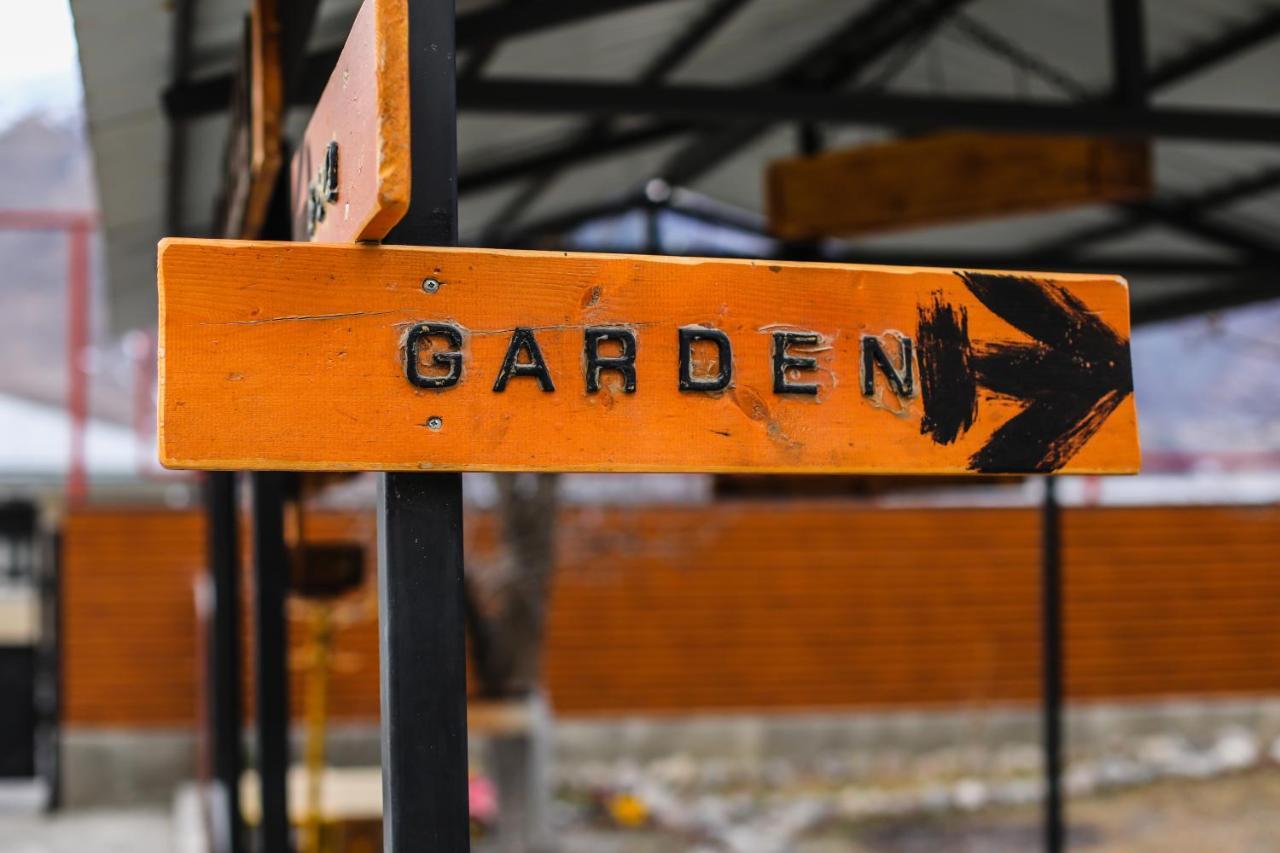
[
  {"xmin": 163, "ymin": 0, "xmax": 681, "ymax": 118},
  {"xmin": 965, "ymin": 1, "xmax": 1280, "ymax": 258},
  {"xmin": 456, "ymin": 79, "xmax": 1280, "ymax": 144},
  {"xmin": 165, "ymin": 0, "xmax": 198, "ymax": 235},
  {"xmin": 1132, "ymin": 274, "xmax": 1280, "ymax": 325},
  {"xmin": 1147, "ymin": 7, "xmax": 1280, "ymax": 91},
  {"xmin": 1108, "ymin": 0, "xmax": 1147, "ymax": 107},
  {"xmin": 492, "ymin": 186, "xmax": 1280, "ymax": 278},
  {"xmin": 1032, "ymin": 165, "xmax": 1280, "ymax": 257},
  {"xmin": 480, "ymin": 0, "xmax": 755, "ymax": 240},
  {"xmin": 658, "ymin": 0, "xmax": 973, "ymax": 189},
  {"xmin": 279, "ymin": 0, "xmax": 324, "ymax": 100},
  {"xmin": 460, "ymin": 120, "xmax": 696, "ymax": 194},
  {"xmin": 476, "ymin": 193, "xmax": 644, "ymax": 247}
]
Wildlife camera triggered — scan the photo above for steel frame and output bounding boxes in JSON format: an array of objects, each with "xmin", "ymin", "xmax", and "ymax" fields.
[
  {"xmin": 481, "ymin": 0, "xmax": 755, "ymax": 241},
  {"xmin": 452, "ymin": 1, "xmax": 1280, "ymax": 203},
  {"xmin": 454, "ymin": 79, "xmax": 1280, "ymax": 143},
  {"xmin": 162, "ymin": 0, "xmax": 1280, "ymax": 324},
  {"xmin": 461, "ymin": 0, "xmax": 1280, "ymax": 305},
  {"xmin": 163, "ymin": 0, "xmax": 675, "ymax": 117}
]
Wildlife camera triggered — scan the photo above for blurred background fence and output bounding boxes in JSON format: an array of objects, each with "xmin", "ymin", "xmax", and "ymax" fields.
[{"xmin": 62, "ymin": 503, "xmax": 1280, "ymax": 723}]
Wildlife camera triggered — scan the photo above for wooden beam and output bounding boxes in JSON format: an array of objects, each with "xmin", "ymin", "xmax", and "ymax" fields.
[
  {"xmin": 289, "ymin": 0, "xmax": 409, "ymax": 242},
  {"xmin": 455, "ymin": 79, "xmax": 1280, "ymax": 144},
  {"xmin": 156, "ymin": 239, "xmax": 1139, "ymax": 475},
  {"xmin": 216, "ymin": 1, "xmax": 285, "ymax": 239},
  {"xmin": 766, "ymin": 132, "xmax": 1152, "ymax": 240}
]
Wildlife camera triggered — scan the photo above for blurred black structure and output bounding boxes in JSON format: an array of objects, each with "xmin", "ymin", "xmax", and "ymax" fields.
[
  {"xmin": 0, "ymin": 502, "xmax": 59, "ymax": 810},
  {"xmin": 149, "ymin": 0, "xmax": 1280, "ymax": 330},
  {"xmin": 0, "ymin": 503, "xmax": 39, "ymax": 781}
]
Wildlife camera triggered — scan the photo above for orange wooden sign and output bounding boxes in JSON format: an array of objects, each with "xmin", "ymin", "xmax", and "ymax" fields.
[
  {"xmin": 767, "ymin": 132, "xmax": 1151, "ymax": 240},
  {"xmin": 217, "ymin": 0, "xmax": 284, "ymax": 239},
  {"xmin": 290, "ymin": 0, "xmax": 409, "ymax": 242},
  {"xmin": 157, "ymin": 239, "xmax": 1139, "ymax": 475}
]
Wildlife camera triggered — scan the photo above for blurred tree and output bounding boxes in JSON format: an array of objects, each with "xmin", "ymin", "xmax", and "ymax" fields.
[{"xmin": 465, "ymin": 471, "xmax": 560, "ymax": 852}]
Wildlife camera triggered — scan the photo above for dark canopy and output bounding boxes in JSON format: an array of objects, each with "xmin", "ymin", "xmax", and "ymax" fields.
[{"xmin": 73, "ymin": 0, "xmax": 1280, "ymax": 333}]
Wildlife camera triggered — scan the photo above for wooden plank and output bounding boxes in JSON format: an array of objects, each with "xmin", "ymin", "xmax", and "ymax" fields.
[
  {"xmin": 157, "ymin": 239, "xmax": 1138, "ymax": 475},
  {"xmin": 766, "ymin": 132, "xmax": 1152, "ymax": 240},
  {"xmin": 216, "ymin": 0, "xmax": 285, "ymax": 239},
  {"xmin": 290, "ymin": 0, "xmax": 409, "ymax": 242}
]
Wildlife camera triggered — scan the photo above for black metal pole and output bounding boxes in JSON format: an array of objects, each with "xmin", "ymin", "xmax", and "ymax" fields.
[
  {"xmin": 251, "ymin": 472, "xmax": 291, "ymax": 853},
  {"xmin": 377, "ymin": 475, "xmax": 470, "ymax": 851},
  {"xmin": 206, "ymin": 472, "xmax": 244, "ymax": 853},
  {"xmin": 645, "ymin": 202, "xmax": 662, "ymax": 254},
  {"xmin": 377, "ymin": 0, "xmax": 471, "ymax": 848},
  {"xmin": 782, "ymin": 123, "xmax": 824, "ymax": 263},
  {"xmin": 1041, "ymin": 475, "xmax": 1064, "ymax": 853},
  {"xmin": 37, "ymin": 528, "xmax": 63, "ymax": 811},
  {"xmin": 1109, "ymin": 0, "xmax": 1148, "ymax": 107}
]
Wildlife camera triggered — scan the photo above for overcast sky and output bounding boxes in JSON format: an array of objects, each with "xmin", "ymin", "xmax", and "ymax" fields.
[{"xmin": 0, "ymin": 0, "xmax": 80, "ymax": 127}]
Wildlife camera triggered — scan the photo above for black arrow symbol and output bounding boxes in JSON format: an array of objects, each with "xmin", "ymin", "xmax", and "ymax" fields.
[{"xmin": 916, "ymin": 272, "xmax": 1133, "ymax": 473}]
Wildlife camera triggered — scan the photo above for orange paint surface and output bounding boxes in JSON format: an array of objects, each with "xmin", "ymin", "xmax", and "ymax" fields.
[
  {"xmin": 767, "ymin": 132, "xmax": 1151, "ymax": 240},
  {"xmin": 290, "ymin": 0, "xmax": 409, "ymax": 242},
  {"xmin": 157, "ymin": 239, "xmax": 1138, "ymax": 474}
]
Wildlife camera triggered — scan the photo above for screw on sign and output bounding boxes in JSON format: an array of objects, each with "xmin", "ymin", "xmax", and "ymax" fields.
[{"xmin": 156, "ymin": 240, "xmax": 1138, "ymax": 476}]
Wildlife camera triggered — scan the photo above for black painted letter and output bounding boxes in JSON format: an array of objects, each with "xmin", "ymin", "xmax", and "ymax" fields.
[
  {"xmin": 861, "ymin": 334, "xmax": 915, "ymax": 398},
  {"xmin": 772, "ymin": 331, "xmax": 820, "ymax": 395},
  {"xmin": 405, "ymin": 322, "xmax": 463, "ymax": 389},
  {"xmin": 678, "ymin": 326, "xmax": 732, "ymax": 392},
  {"xmin": 493, "ymin": 327, "xmax": 555, "ymax": 392},
  {"xmin": 584, "ymin": 327, "xmax": 637, "ymax": 394}
]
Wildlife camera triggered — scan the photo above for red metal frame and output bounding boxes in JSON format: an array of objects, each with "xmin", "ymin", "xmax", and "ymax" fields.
[{"xmin": 0, "ymin": 211, "xmax": 96, "ymax": 505}]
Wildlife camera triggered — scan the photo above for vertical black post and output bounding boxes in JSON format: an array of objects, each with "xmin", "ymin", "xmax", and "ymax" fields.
[
  {"xmin": 251, "ymin": 472, "xmax": 291, "ymax": 853},
  {"xmin": 797, "ymin": 122, "xmax": 823, "ymax": 157},
  {"xmin": 1108, "ymin": 0, "xmax": 1147, "ymax": 107},
  {"xmin": 645, "ymin": 202, "xmax": 662, "ymax": 255},
  {"xmin": 206, "ymin": 472, "xmax": 244, "ymax": 853},
  {"xmin": 377, "ymin": 476, "xmax": 470, "ymax": 851},
  {"xmin": 378, "ymin": 0, "xmax": 471, "ymax": 849},
  {"xmin": 36, "ymin": 527, "xmax": 63, "ymax": 811},
  {"xmin": 1041, "ymin": 475, "xmax": 1064, "ymax": 853},
  {"xmin": 782, "ymin": 123, "xmax": 824, "ymax": 263}
]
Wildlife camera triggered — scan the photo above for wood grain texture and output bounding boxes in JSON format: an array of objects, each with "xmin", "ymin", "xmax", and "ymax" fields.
[
  {"xmin": 767, "ymin": 132, "xmax": 1152, "ymax": 240},
  {"xmin": 289, "ymin": 0, "xmax": 409, "ymax": 242},
  {"xmin": 218, "ymin": 0, "xmax": 284, "ymax": 239},
  {"xmin": 247, "ymin": 0, "xmax": 284, "ymax": 236},
  {"xmin": 157, "ymin": 239, "xmax": 1138, "ymax": 474}
]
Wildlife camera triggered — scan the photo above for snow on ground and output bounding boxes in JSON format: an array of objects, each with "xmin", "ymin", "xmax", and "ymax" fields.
[{"xmin": 0, "ymin": 808, "xmax": 172, "ymax": 853}]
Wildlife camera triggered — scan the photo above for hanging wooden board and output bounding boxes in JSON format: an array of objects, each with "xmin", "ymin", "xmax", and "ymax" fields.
[
  {"xmin": 290, "ymin": 0, "xmax": 409, "ymax": 242},
  {"xmin": 767, "ymin": 132, "xmax": 1151, "ymax": 240},
  {"xmin": 216, "ymin": 0, "xmax": 284, "ymax": 239},
  {"xmin": 156, "ymin": 239, "xmax": 1139, "ymax": 475}
]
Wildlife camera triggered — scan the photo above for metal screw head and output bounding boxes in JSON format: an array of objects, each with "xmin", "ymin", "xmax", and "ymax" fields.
[
  {"xmin": 426, "ymin": 416, "xmax": 443, "ymax": 431},
  {"xmin": 645, "ymin": 178, "xmax": 672, "ymax": 204},
  {"xmin": 422, "ymin": 278, "xmax": 441, "ymax": 294}
]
